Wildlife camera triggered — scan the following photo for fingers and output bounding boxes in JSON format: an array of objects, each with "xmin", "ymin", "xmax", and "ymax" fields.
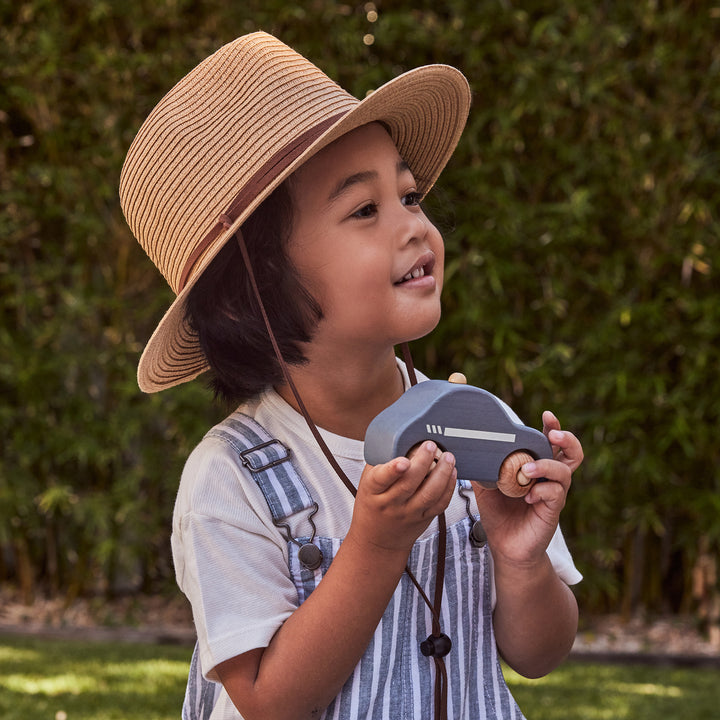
[
  {"xmin": 402, "ymin": 441, "xmax": 444, "ymax": 492},
  {"xmin": 367, "ymin": 455, "xmax": 411, "ymax": 493},
  {"xmin": 542, "ymin": 409, "xmax": 561, "ymax": 435},
  {"xmin": 523, "ymin": 484, "xmax": 567, "ymax": 516},
  {"xmin": 406, "ymin": 440, "xmax": 441, "ymax": 465},
  {"xmin": 413, "ymin": 450, "xmax": 458, "ymax": 518},
  {"xmin": 520, "ymin": 460, "xmax": 570, "ymax": 510},
  {"xmin": 365, "ymin": 440, "xmax": 457, "ymax": 516},
  {"xmin": 519, "ymin": 455, "xmax": 571, "ymax": 491},
  {"xmin": 404, "ymin": 442, "xmax": 457, "ymax": 511},
  {"xmin": 542, "ymin": 410, "xmax": 584, "ymax": 472},
  {"xmin": 514, "ymin": 410, "xmax": 583, "ymax": 510}
]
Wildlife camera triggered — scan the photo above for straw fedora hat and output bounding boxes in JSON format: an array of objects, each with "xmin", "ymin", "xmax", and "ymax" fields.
[{"xmin": 120, "ymin": 31, "xmax": 471, "ymax": 392}]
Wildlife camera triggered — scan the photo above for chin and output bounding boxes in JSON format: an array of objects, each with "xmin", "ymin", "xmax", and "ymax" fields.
[{"xmin": 403, "ymin": 310, "xmax": 442, "ymax": 344}]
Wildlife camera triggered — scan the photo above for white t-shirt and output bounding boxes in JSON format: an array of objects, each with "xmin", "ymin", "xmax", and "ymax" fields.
[{"xmin": 172, "ymin": 364, "xmax": 582, "ymax": 685}]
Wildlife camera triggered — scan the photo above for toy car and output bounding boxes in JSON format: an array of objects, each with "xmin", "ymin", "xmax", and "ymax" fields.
[{"xmin": 364, "ymin": 380, "xmax": 552, "ymax": 497}]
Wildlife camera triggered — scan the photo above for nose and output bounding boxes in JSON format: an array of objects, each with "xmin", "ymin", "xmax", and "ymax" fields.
[{"xmin": 394, "ymin": 201, "xmax": 430, "ymax": 247}]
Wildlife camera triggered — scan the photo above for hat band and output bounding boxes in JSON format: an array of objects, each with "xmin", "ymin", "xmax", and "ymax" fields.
[{"xmin": 178, "ymin": 111, "xmax": 349, "ymax": 293}]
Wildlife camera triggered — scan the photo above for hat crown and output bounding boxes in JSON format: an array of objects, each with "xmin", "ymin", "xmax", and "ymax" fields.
[{"xmin": 119, "ymin": 32, "xmax": 357, "ymax": 293}]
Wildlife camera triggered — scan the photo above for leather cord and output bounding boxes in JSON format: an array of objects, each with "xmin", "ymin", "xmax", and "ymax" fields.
[{"xmin": 236, "ymin": 231, "xmax": 449, "ymax": 720}]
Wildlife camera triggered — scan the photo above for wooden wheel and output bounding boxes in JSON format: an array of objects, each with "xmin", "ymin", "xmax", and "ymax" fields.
[{"xmin": 497, "ymin": 451, "xmax": 535, "ymax": 497}]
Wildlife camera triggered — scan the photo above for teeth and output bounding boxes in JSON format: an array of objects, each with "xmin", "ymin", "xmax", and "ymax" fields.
[{"xmin": 402, "ymin": 266, "xmax": 425, "ymax": 282}]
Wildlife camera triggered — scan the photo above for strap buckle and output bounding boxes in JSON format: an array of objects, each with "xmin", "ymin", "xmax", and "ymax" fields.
[{"xmin": 239, "ymin": 439, "xmax": 291, "ymax": 472}]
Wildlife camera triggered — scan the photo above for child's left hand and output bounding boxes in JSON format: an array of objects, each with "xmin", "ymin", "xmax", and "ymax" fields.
[{"xmin": 472, "ymin": 410, "xmax": 583, "ymax": 567}]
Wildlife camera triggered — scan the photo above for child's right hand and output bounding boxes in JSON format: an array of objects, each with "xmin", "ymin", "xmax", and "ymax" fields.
[{"xmin": 348, "ymin": 442, "xmax": 457, "ymax": 557}]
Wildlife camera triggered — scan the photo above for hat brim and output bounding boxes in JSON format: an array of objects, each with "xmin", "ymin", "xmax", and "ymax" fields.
[{"xmin": 137, "ymin": 64, "xmax": 471, "ymax": 392}]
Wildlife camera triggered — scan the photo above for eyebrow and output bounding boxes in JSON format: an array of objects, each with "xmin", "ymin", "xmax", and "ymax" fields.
[{"xmin": 327, "ymin": 160, "xmax": 411, "ymax": 202}]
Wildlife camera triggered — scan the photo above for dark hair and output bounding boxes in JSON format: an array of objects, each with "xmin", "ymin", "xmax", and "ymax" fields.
[{"xmin": 185, "ymin": 181, "xmax": 322, "ymax": 406}]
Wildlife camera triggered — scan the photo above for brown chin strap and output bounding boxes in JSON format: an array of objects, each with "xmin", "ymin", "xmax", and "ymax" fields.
[{"xmin": 235, "ymin": 230, "xmax": 449, "ymax": 720}]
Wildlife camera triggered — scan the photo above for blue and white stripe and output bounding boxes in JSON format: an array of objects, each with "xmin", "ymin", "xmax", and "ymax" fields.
[
  {"xmin": 182, "ymin": 641, "xmax": 221, "ymax": 720},
  {"xmin": 288, "ymin": 517, "xmax": 525, "ymax": 719}
]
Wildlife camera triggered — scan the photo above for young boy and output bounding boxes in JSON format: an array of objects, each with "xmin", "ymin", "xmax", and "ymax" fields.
[{"xmin": 120, "ymin": 32, "xmax": 583, "ymax": 720}]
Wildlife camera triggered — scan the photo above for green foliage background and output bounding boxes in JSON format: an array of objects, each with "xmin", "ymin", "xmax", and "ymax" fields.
[{"xmin": 2, "ymin": 1, "xmax": 719, "ymax": 621}]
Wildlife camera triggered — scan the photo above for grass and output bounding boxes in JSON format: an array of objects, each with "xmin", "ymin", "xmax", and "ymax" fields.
[
  {"xmin": 0, "ymin": 634, "xmax": 191, "ymax": 720},
  {"xmin": 506, "ymin": 661, "xmax": 720, "ymax": 720},
  {"xmin": 1, "ymin": 634, "xmax": 719, "ymax": 719}
]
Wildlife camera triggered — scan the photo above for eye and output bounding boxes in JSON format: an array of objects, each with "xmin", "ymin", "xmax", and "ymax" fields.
[
  {"xmin": 402, "ymin": 191, "xmax": 423, "ymax": 207},
  {"xmin": 352, "ymin": 202, "xmax": 378, "ymax": 219}
]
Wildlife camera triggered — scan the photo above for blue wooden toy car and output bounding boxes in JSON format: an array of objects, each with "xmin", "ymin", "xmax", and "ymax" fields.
[{"xmin": 364, "ymin": 380, "xmax": 552, "ymax": 495}]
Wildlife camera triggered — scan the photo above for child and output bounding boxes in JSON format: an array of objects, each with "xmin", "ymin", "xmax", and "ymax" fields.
[{"xmin": 120, "ymin": 32, "xmax": 583, "ymax": 720}]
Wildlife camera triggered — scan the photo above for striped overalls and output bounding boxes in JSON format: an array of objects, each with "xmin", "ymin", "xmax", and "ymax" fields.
[{"xmin": 182, "ymin": 414, "xmax": 525, "ymax": 720}]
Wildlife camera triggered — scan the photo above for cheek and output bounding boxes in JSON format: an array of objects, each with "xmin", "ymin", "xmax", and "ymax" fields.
[
  {"xmin": 320, "ymin": 253, "xmax": 390, "ymax": 321},
  {"xmin": 286, "ymin": 232, "xmax": 335, "ymax": 303},
  {"xmin": 430, "ymin": 228, "xmax": 446, "ymax": 288}
]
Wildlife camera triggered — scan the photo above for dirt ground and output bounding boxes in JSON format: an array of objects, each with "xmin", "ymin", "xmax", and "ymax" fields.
[
  {"xmin": 0, "ymin": 590, "xmax": 197, "ymax": 644},
  {"xmin": 1, "ymin": 590, "xmax": 719, "ymax": 663}
]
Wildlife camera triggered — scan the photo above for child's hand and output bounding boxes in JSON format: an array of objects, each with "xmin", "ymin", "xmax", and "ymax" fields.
[
  {"xmin": 349, "ymin": 442, "xmax": 457, "ymax": 557},
  {"xmin": 472, "ymin": 410, "xmax": 583, "ymax": 567}
]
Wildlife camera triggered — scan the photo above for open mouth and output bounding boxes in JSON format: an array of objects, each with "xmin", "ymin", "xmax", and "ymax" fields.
[
  {"xmin": 400, "ymin": 266, "xmax": 427, "ymax": 282},
  {"xmin": 395, "ymin": 253, "xmax": 435, "ymax": 285}
]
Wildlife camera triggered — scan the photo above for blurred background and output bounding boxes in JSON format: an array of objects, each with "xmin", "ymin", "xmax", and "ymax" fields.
[{"xmin": 1, "ymin": 0, "xmax": 718, "ymax": 641}]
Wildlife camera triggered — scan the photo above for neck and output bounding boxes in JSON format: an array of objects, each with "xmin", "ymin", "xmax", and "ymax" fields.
[{"xmin": 275, "ymin": 346, "xmax": 405, "ymax": 441}]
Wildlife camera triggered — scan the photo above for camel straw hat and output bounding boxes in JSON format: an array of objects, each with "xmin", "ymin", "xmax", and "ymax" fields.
[{"xmin": 120, "ymin": 31, "xmax": 471, "ymax": 392}]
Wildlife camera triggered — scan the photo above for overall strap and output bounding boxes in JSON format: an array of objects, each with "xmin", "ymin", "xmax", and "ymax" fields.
[
  {"xmin": 207, "ymin": 413, "xmax": 323, "ymax": 570},
  {"xmin": 207, "ymin": 413, "xmax": 317, "ymax": 522},
  {"xmin": 182, "ymin": 412, "xmax": 321, "ymax": 720}
]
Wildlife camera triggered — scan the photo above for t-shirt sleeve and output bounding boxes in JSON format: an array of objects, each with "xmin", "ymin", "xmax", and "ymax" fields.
[
  {"xmin": 171, "ymin": 437, "xmax": 299, "ymax": 682},
  {"xmin": 546, "ymin": 525, "xmax": 583, "ymax": 586}
]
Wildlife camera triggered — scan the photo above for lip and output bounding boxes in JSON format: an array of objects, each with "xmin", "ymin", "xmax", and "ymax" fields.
[{"xmin": 394, "ymin": 251, "xmax": 436, "ymax": 286}]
